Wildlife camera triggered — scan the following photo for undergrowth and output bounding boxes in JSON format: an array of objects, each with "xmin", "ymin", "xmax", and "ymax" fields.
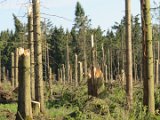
[
  {"xmin": 46, "ymin": 81, "xmax": 160, "ymax": 120},
  {"xmin": 1, "ymin": 81, "xmax": 160, "ymax": 120}
]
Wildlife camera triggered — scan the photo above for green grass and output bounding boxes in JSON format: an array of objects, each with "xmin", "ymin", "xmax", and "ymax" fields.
[
  {"xmin": 45, "ymin": 82, "xmax": 160, "ymax": 120},
  {"xmin": 0, "ymin": 103, "xmax": 17, "ymax": 120}
]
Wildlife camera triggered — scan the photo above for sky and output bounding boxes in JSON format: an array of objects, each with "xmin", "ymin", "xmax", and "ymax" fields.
[{"xmin": 0, "ymin": 0, "xmax": 159, "ymax": 32}]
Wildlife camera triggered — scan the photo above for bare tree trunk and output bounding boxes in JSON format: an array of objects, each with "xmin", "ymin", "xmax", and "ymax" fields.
[
  {"xmin": 155, "ymin": 60, "xmax": 159, "ymax": 85},
  {"xmin": 110, "ymin": 48, "xmax": 113, "ymax": 81},
  {"xmin": 14, "ymin": 48, "xmax": 19, "ymax": 87},
  {"xmin": 108, "ymin": 49, "xmax": 110, "ymax": 80},
  {"xmin": 70, "ymin": 65, "xmax": 73, "ymax": 84},
  {"xmin": 66, "ymin": 37, "xmax": 70, "ymax": 82},
  {"xmin": 58, "ymin": 68, "xmax": 61, "ymax": 82},
  {"xmin": 28, "ymin": 5, "xmax": 35, "ymax": 100},
  {"xmin": 140, "ymin": 63, "xmax": 143, "ymax": 82},
  {"xmin": 83, "ymin": 30, "xmax": 87, "ymax": 82},
  {"xmin": 11, "ymin": 52, "xmax": 15, "ymax": 88},
  {"xmin": 6, "ymin": 70, "xmax": 9, "ymax": 82},
  {"xmin": 104, "ymin": 64, "xmax": 108, "ymax": 83},
  {"xmin": 16, "ymin": 50, "xmax": 32, "ymax": 120},
  {"xmin": 75, "ymin": 54, "xmax": 78, "ymax": 87},
  {"xmin": 32, "ymin": 0, "xmax": 45, "ymax": 112},
  {"xmin": 60, "ymin": 69, "xmax": 63, "ymax": 84},
  {"xmin": 46, "ymin": 43, "xmax": 50, "ymax": 81},
  {"xmin": 78, "ymin": 61, "xmax": 83, "ymax": 83},
  {"xmin": 62, "ymin": 64, "xmax": 65, "ymax": 85},
  {"xmin": 90, "ymin": 35, "xmax": 97, "ymax": 97},
  {"xmin": 49, "ymin": 67, "xmax": 53, "ymax": 97},
  {"xmin": 144, "ymin": 0, "xmax": 155, "ymax": 114},
  {"xmin": 125, "ymin": 0, "xmax": 133, "ymax": 109},
  {"xmin": 102, "ymin": 44, "xmax": 105, "ymax": 83},
  {"xmin": 140, "ymin": 0, "xmax": 148, "ymax": 106}
]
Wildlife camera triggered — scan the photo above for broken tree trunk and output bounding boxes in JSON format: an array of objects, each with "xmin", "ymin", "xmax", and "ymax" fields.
[{"xmin": 16, "ymin": 49, "xmax": 32, "ymax": 120}]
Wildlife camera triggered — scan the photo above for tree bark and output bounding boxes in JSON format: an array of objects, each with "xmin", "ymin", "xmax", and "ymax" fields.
[
  {"xmin": 140, "ymin": 0, "xmax": 148, "ymax": 106},
  {"xmin": 28, "ymin": 5, "xmax": 35, "ymax": 100},
  {"xmin": 144, "ymin": 0, "xmax": 155, "ymax": 114},
  {"xmin": 78, "ymin": 61, "xmax": 83, "ymax": 83},
  {"xmin": 125, "ymin": 0, "xmax": 133, "ymax": 109},
  {"xmin": 14, "ymin": 48, "xmax": 19, "ymax": 87},
  {"xmin": 83, "ymin": 30, "xmax": 87, "ymax": 82},
  {"xmin": 16, "ymin": 49, "xmax": 32, "ymax": 120},
  {"xmin": 32, "ymin": 0, "xmax": 45, "ymax": 112},
  {"xmin": 75, "ymin": 54, "xmax": 78, "ymax": 87},
  {"xmin": 155, "ymin": 60, "xmax": 159, "ymax": 85}
]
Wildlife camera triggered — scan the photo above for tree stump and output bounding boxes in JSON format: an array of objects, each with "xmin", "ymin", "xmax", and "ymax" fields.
[{"xmin": 16, "ymin": 49, "xmax": 32, "ymax": 120}]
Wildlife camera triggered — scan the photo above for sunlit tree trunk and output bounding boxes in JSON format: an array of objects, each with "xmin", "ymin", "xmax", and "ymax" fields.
[
  {"xmin": 144, "ymin": 0, "xmax": 155, "ymax": 114},
  {"xmin": 125, "ymin": 0, "xmax": 133, "ymax": 109},
  {"xmin": 32, "ymin": 0, "xmax": 45, "ymax": 112},
  {"xmin": 28, "ymin": 5, "xmax": 35, "ymax": 100}
]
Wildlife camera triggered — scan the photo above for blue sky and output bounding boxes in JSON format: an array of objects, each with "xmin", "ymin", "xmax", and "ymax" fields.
[{"xmin": 0, "ymin": 0, "xmax": 158, "ymax": 31}]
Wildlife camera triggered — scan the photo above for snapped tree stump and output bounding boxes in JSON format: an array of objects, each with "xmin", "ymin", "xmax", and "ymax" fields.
[{"xmin": 16, "ymin": 49, "xmax": 32, "ymax": 120}]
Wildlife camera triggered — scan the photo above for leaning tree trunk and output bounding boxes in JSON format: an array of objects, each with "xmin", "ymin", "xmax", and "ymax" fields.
[{"xmin": 125, "ymin": 0, "xmax": 133, "ymax": 109}]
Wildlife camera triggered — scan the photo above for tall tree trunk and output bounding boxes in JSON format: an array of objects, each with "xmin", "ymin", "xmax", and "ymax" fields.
[
  {"xmin": 28, "ymin": 5, "xmax": 35, "ymax": 100},
  {"xmin": 155, "ymin": 60, "xmax": 159, "ymax": 85},
  {"xmin": 125, "ymin": 0, "xmax": 133, "ymax": 109},
  {"xmin": 83, "ymin": 29, "xmax": 87, "ymax": 82},
  {"xmin": 11, "ymin": 52, "xmax": 15, "ymax": 88},
  {"xmin": 140, "ymin": 0, "xmax": 148, "ymax": 106},
  {"xmin": 62, "ymin": 64, "xmax": 65, "ymax": 85},
  {"xmin": 70, "ymin": 65, "xmax": 73, "ymax": 84},
  {"xmin": 32, "ymin": 0, "xmax": 45, "ymax": 112},
  {"xmin": 102, "ymin": 44, "xmax": 105, "ymax": 83},
  {"xmin": 90, "ymin": 35, "xmax": 97, "ymax": 97},
  {"xmin": 66, "ymin": 36, "xmax": 70, "ymax": 82},
  {"xmin": 75, "ymin": 54, "xmax": 78, "ymax": 87},
  {"xmin": 46, "ymin": 43, "xmax": 50, "ymax": 81},
  {"xmin": 144, "ymin": 0, "xmax": 155, "ymax": 114},
  {"xmin": 14, "ymin": 48, "xmax": 19, "ymax": 87},
  {"xmin": 49, "ymin": 67, "xmax": 53, "ymax": 97},
  {"xmin": 78, "ymin": 61, "xmax": 83, "ymax": 83}
]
